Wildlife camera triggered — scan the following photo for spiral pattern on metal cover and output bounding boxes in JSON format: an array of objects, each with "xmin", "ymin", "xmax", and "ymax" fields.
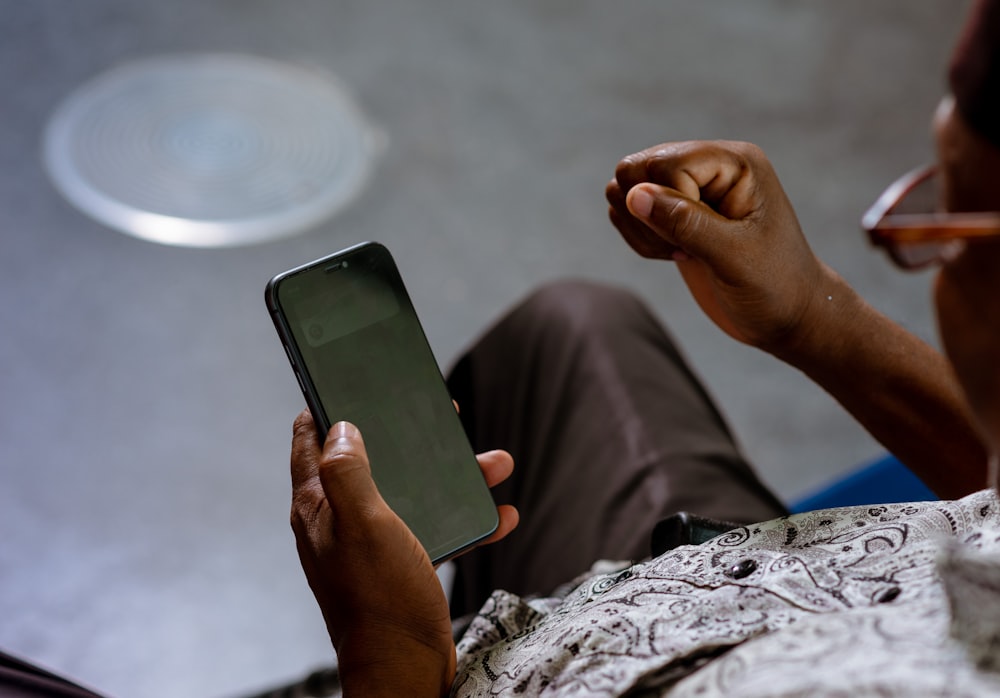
[{"xmin": 43, "ymin": 54, "xmax": 380, "ymax": 247}]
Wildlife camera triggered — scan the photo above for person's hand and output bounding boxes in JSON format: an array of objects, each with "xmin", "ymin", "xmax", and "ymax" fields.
[
  {"xmin": 606, "ymin": 140, "xmax": 833, "ymax": 355},
  {"xmin": 289, "ymin": 412, "xmax": 518, "ymax": 697}
]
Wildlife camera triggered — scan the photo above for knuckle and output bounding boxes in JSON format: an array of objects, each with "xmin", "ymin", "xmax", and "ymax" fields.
[
  {"xmin": 662, "ymin": 197, "xmax": 699, "ymax": 247},
  {"xmin": 292, "ymin": 412, "xmax": 315, "ymax": 438},
  {"xmin": 732, "ymin": 142, "xmax": 769, "ymax": 178},
  {"xmin": 615, "ymin": 151, "xmax": 649, "ymax": 184},
  {"xmin": 289, "ymin": 493, "xmax": 320, "ymax": 534},
  {"xmin": 321, "ymin": 449, "xmax": 367, "ymax": 473},
  {"xmin": 736, "ymin": 140, "xmax": 765, "ymax": 160},
  {"xmin": 615, "ymin": 153, "xmax": 640, "ymax": 176}
]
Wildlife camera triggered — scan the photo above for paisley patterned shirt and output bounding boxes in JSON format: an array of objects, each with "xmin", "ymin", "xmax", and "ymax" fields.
[{"xmin": 452, "ymin": 489, "xmax": 1000, "ymax": 697}]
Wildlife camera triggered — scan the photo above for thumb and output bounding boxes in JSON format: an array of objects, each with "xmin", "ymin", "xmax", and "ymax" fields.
[
  {"xmin": 626, "ymin": 183, "xmax": 732, "ymax": 263},
  {"xmin": 318, "ymin": 421, "xmax": 384, "ymax": 515}
]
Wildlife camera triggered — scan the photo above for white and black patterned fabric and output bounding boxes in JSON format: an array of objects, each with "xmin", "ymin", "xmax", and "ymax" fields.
[{"xmin": 453, "ymin": 490, "xmax": 1000, "ymax": 697}]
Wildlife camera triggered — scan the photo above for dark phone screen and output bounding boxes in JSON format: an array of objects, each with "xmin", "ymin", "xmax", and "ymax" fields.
[{"xmin": 273, "ymin": 244, "xmax": 498, "ymax": 562}]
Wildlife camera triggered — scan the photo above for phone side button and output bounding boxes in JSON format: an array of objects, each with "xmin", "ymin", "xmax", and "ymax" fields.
[{"xmin": 294, "ymin": 372, "xmax": 306, "ymax": 392}]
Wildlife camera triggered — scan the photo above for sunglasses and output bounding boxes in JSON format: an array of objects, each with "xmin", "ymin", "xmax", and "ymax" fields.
[{"xmin": 862, "ymin": 165, "xmax": 1000, "ymax": 269}]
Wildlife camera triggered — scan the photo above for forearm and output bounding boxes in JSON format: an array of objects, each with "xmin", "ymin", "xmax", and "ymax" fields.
[
  {"xmin": 607, "ymin": 141, "xmax": 990, "ymax": 497},
  {"xmin": 772, "ymin": 264, "xmax": 989, "ymax": 499}
]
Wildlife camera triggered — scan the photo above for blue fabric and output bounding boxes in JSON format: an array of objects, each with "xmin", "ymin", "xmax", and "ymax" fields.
[{"xmin": 789, "ymin": 454, "xmax": 939, "ymax": 513}]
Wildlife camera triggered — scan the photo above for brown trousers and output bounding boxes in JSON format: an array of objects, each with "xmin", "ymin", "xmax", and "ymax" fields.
[{"xmin": 446, "ymin": 281, "xmax": 787, "ymax": 616}]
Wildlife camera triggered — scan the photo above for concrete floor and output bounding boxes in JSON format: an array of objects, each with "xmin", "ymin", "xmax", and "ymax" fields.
[{"xmin": 0, "ymin": 1, "xmax": 972, "ymax": 696}]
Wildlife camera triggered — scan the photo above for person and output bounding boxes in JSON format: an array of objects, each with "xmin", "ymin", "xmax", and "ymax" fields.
[
  {"xmin": 4, "ymin": 2, "xmax": 998, "ymax": 697},
  {"xmin": 287, "ymin": 0, "xmax": 1000, "ymax": 696}
]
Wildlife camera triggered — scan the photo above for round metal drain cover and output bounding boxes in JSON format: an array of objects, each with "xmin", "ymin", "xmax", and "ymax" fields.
[{"xmin": 43, "ymin": 54, "xmax": 380, "ymax": 247}]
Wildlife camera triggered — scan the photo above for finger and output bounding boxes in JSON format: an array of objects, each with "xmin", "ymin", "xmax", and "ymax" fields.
[
  {"xmin": 317, "ymin": 421, "xmax": 384, "ymax": 514},
  {"xmin": 614, "ymin": 144, "xmax": 703, "ymax": 202},
  {"xmin": 476, "ymin": 450, "xmax": 514, "ymax": 489},
  {"xmin": 642, "ymin": 147, "xmax": 727, "ymax": 204},
  {"xmin": 477, "ymin": 505, "xmax": 519, "ymax": 547},
  {"xmin": 290, "ymin": 409, "xmax": 322, "ymax": 491},
  {"xmin": 607, "ymin": 177, "xmax": 685, "ymax": 260},
  {"xmin": 640, "ymin": 141, "xmax": 761, "ymax": 218},
  {"xmin": 609, "ymin": 205, "xmax": 683, "ymax": 260},
  {"xmin": 614, "ymin": 148, "xmax": 672, "ymax": 195},
  {"xmin": 626, "ymin": 183, "xmax": 735, "ymax": 264},
  {"xmin": 616, "ymin": 141, "xmax": 762, "ymax": 217},
  {"xmin": 605, "ymin": 176, "xmax": 627, "ymax": 209}
]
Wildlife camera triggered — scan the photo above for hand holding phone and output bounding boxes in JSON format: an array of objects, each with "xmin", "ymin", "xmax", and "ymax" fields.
[
  {"xmin": 289, "ymin": 415, "xmax": 458, "ymax": 693},
  {"xmin": 267, "ymin": 242, "xmax": 501, "ymax": 564}
]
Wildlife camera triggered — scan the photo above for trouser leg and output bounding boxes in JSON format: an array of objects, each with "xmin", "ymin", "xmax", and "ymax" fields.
[{"xmin": 446, "ymin": 280, "xmax": 787, "ymax": 616}]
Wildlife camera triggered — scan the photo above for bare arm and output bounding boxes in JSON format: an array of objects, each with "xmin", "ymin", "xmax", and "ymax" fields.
[
  {"xmin": 771, "ymin": 264, "xmax": 987, "ymax": 499},
  {"xmin": 606, "ymin": 140, "xmax": 989, "ymax": 499}
]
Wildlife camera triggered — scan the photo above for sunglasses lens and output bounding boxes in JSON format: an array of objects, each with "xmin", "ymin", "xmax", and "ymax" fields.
[
  {"xmin": 890, "ymin": 239, "xmax": 966, "ymax": 268},
  {"xmin": 894, "ymin": 173, "xmax": 938, "ymax": 215}
]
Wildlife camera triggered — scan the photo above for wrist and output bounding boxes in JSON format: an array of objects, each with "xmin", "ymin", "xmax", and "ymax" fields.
[
  {"xmin": 336, "ymin": 627, "xmax": 456, "ymax": 698},
  {"xmin": 766, "ymin": 265, "xmax": 864, "ymax": 371}
]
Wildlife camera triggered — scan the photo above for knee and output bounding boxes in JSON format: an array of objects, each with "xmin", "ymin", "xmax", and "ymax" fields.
[{"xmin": 515, "ymin": 279, "xmax": 652, "ymax": 337}]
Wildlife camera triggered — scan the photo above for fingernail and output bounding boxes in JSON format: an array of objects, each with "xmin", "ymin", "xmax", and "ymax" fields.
[
  {"xmin": 332, "ymin": 421, "xmax": 359, "ymax": 440},
  {"xmin": 627, "ymin": 186, "xmax": 653, "ymax": 219}
]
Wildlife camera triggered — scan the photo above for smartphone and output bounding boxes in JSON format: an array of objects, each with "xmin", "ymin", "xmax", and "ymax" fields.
[{"xmin": 265, "ymin": 242, "xmax": 499, "ymax": 564}]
